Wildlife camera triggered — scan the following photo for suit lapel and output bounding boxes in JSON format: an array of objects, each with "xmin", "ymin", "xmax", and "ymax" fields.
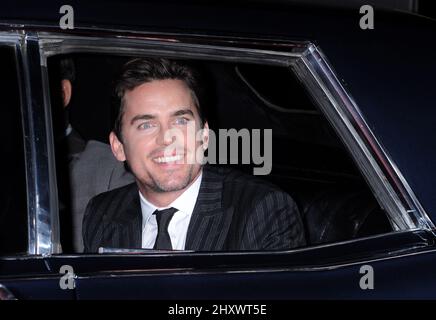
[
  {"xmin": 185, "ymin": 166, "xmax": 234, "ymax": 251},
  {"xmin": 104, "ymin": 184, "xmax": 142, "ymax": 249},
  {"xmin": 102, "ymin": 166, "xmax": 234, "ymax": 251}
]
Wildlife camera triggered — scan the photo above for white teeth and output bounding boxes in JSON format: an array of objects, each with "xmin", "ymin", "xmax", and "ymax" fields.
[{"xmin": 154, "ymin": 155, "xmax": 183, "ymax": 163}]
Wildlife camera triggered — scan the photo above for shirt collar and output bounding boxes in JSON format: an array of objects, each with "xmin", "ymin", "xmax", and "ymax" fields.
[
  {"xmin": 65, "ymin": 124, "xmax": 73, "ymax": 137},
  {"xmin": 139, "ymin": 170, "xmax": 203, "ymax": 226}
]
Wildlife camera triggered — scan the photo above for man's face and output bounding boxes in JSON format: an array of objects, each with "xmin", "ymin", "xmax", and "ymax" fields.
[{"xmin": 110, "ymin": 79, "xmax": 208, "ymax": 194}]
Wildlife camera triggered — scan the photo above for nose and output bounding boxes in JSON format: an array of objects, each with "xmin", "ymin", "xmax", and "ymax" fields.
[{"xmin": 156, "ymin": 123, "xmax": 175, "ymax": 146}]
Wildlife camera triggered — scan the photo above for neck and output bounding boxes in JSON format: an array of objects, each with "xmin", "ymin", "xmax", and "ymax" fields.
[{"xmin": 138, "ymin": 169, "xmax": 202, "ymax": 207}]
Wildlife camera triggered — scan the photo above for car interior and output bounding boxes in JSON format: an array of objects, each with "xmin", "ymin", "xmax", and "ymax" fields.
[{"xmin": 47, "ymin": 53, "xmax": 393, "ymax": 253}]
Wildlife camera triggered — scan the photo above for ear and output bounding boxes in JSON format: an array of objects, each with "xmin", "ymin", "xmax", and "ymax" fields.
[
  {"xmin": 202, "ymin": 121, "xmax": 209, "ymax": 150},
  {"xmin": 61, "ymin": 79, "xmax": 72, "ymax": 108},
  {"xmin": 109, "ymin": 131, "xmax": 126, "ymax": 161}
]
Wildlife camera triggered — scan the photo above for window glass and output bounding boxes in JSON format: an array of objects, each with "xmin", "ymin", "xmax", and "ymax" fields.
[
  {"xmin": 0, "ymin": 45, "xmax": 28, "ymax": 255},
  {"xmin": 47, "ymin": 53, "xmax": 392, "ymax": 254}
]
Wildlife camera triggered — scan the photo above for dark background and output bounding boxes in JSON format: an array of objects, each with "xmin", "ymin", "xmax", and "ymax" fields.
[{"xmin": 1, "ymin": 0, "xmax": 436, "ymax": 24}]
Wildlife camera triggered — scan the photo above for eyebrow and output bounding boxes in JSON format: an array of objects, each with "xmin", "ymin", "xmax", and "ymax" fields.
[
  {"xmin": 130, "ymin": 114, "xmax": 156, "ymax": 125},
  {"xmin": 172, "ymin": 109, "xmax": 194, "ymax": 117},
  {"xmin": 129, "ymin": 109, "xmax": 195, "ymax": 125}
]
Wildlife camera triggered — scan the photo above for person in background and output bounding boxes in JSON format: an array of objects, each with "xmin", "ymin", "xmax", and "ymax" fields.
[
  {"xmin": 59, "ymin": 58, "xmax": 86, "ymax": 157},
  {"xmin": 53, "ymin": 56, "xmax": 134, "ymax": 253}
]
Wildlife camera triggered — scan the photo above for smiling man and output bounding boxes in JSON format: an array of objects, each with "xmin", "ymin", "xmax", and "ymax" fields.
[{"xmin": 82, "ymin": 58, "xmax": 306, "ymax": 252}]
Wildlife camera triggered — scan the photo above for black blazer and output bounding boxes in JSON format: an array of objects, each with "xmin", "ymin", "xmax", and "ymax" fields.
[{"xmin": 83, "ymin": 165, "xmax": 306, "ymax": 252}]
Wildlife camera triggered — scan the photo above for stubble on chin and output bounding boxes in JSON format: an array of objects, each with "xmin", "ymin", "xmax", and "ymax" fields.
[{"xmin": 143, "ymin": 165, "xmax": 196, "ymax": 193}]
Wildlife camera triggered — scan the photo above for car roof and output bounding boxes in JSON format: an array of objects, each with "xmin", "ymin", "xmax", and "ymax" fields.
[{"xmin": 0, "ymin": 1, "xmax": 434, "ymax": 36}]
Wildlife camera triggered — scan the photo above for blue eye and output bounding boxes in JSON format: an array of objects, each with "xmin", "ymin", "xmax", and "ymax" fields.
[
  {"xmin": 138, "ymin": 122, "xmax": 154, "ymax": 130},
  {"xmin": 174, "ymin": 117, "xmax": 190, "ymax": 125}
]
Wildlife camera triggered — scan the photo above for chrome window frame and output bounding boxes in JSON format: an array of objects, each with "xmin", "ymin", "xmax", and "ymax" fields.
[
  {"xmin": 24, "ymin": 32, "xmax": 61, "ymax": 256},
  {"xmin": 0, "ymin": 31, "xmax": 60, "ymax": 257},
  {"xmin": 294, "ymin": 47, "xmax": 434, "ymax": 232},
  {"xmin": 0, "ymin": 31, "xmax": 34, "ymax": 255},
  {"xmin": 28, "ymin": 30, "xmax": 434, "ymax": 256}
]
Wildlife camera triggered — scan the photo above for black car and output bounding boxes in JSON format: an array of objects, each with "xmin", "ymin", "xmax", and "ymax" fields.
[{"xmin": 1, "ymin": 1, "xmax": 436, "ymax": 300}]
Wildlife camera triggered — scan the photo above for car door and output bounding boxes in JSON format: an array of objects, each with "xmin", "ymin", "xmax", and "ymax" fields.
[
  {"xmin": 3, "ymin": 27, "xmax": 436, "ymax": 300},
  {"xmin": 42, "ymin": 229, "xmax": 435, "ymax": 299}
]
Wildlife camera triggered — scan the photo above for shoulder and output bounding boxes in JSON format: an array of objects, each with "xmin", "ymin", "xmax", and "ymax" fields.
[
  {"xmin": 205, "ymin": 165, "xmax": 283, "ymax": 191},
  {"xmin": 67, "ymin": 128, "xmax": 86, "ymax": 155},
  {"xmin": 84, "ymin": 182, "xmax": 138, "ymax": 232},
  {"xmin": 88, "ymin": 182, "xmax": 138, "ymax": 208},
  {"xmin": 204, "ymin": 165, "xmax": 289, "ymax": 203},
  {"xmin": 71, "ymin": 140, "xmax": 121, "ymax": 176},
  {"xmin": 80, "ymin": 140, "xmax": 115, "ymax": 160}
]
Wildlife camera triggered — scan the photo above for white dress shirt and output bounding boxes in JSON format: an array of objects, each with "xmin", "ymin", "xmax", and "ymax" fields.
[
  {"xmin": 139, "ymin": 171, "xmax": 203, "ymax": 250},
  {"xmin": 65, "ymin": 123, "xmax": 73, "ymax": 137}
]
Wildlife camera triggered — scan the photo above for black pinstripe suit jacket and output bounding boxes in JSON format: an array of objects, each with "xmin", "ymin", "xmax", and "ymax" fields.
[{"xmin": 82, "ymin": 165, "xmax": 306, "ymax": 252}]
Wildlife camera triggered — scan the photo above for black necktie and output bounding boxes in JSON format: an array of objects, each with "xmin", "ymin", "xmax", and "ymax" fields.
[{"xmin": 153, "ymin": 207, "xmax": 178, "ymax": 250}]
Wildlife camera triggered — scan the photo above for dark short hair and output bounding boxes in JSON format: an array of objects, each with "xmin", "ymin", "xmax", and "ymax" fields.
[
  {"xmin": 60, "ymin": 57, "xmax": 75, "ymax": 82},
  {"xmin": 113, "ymin": 57, "xmax": 206, "ymax": 141}
]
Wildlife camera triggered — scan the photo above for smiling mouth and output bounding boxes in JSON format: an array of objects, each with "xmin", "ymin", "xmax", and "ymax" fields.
[{"xmin": 153, "ymin": 154, "xmax": 184, "ymax": 164}]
